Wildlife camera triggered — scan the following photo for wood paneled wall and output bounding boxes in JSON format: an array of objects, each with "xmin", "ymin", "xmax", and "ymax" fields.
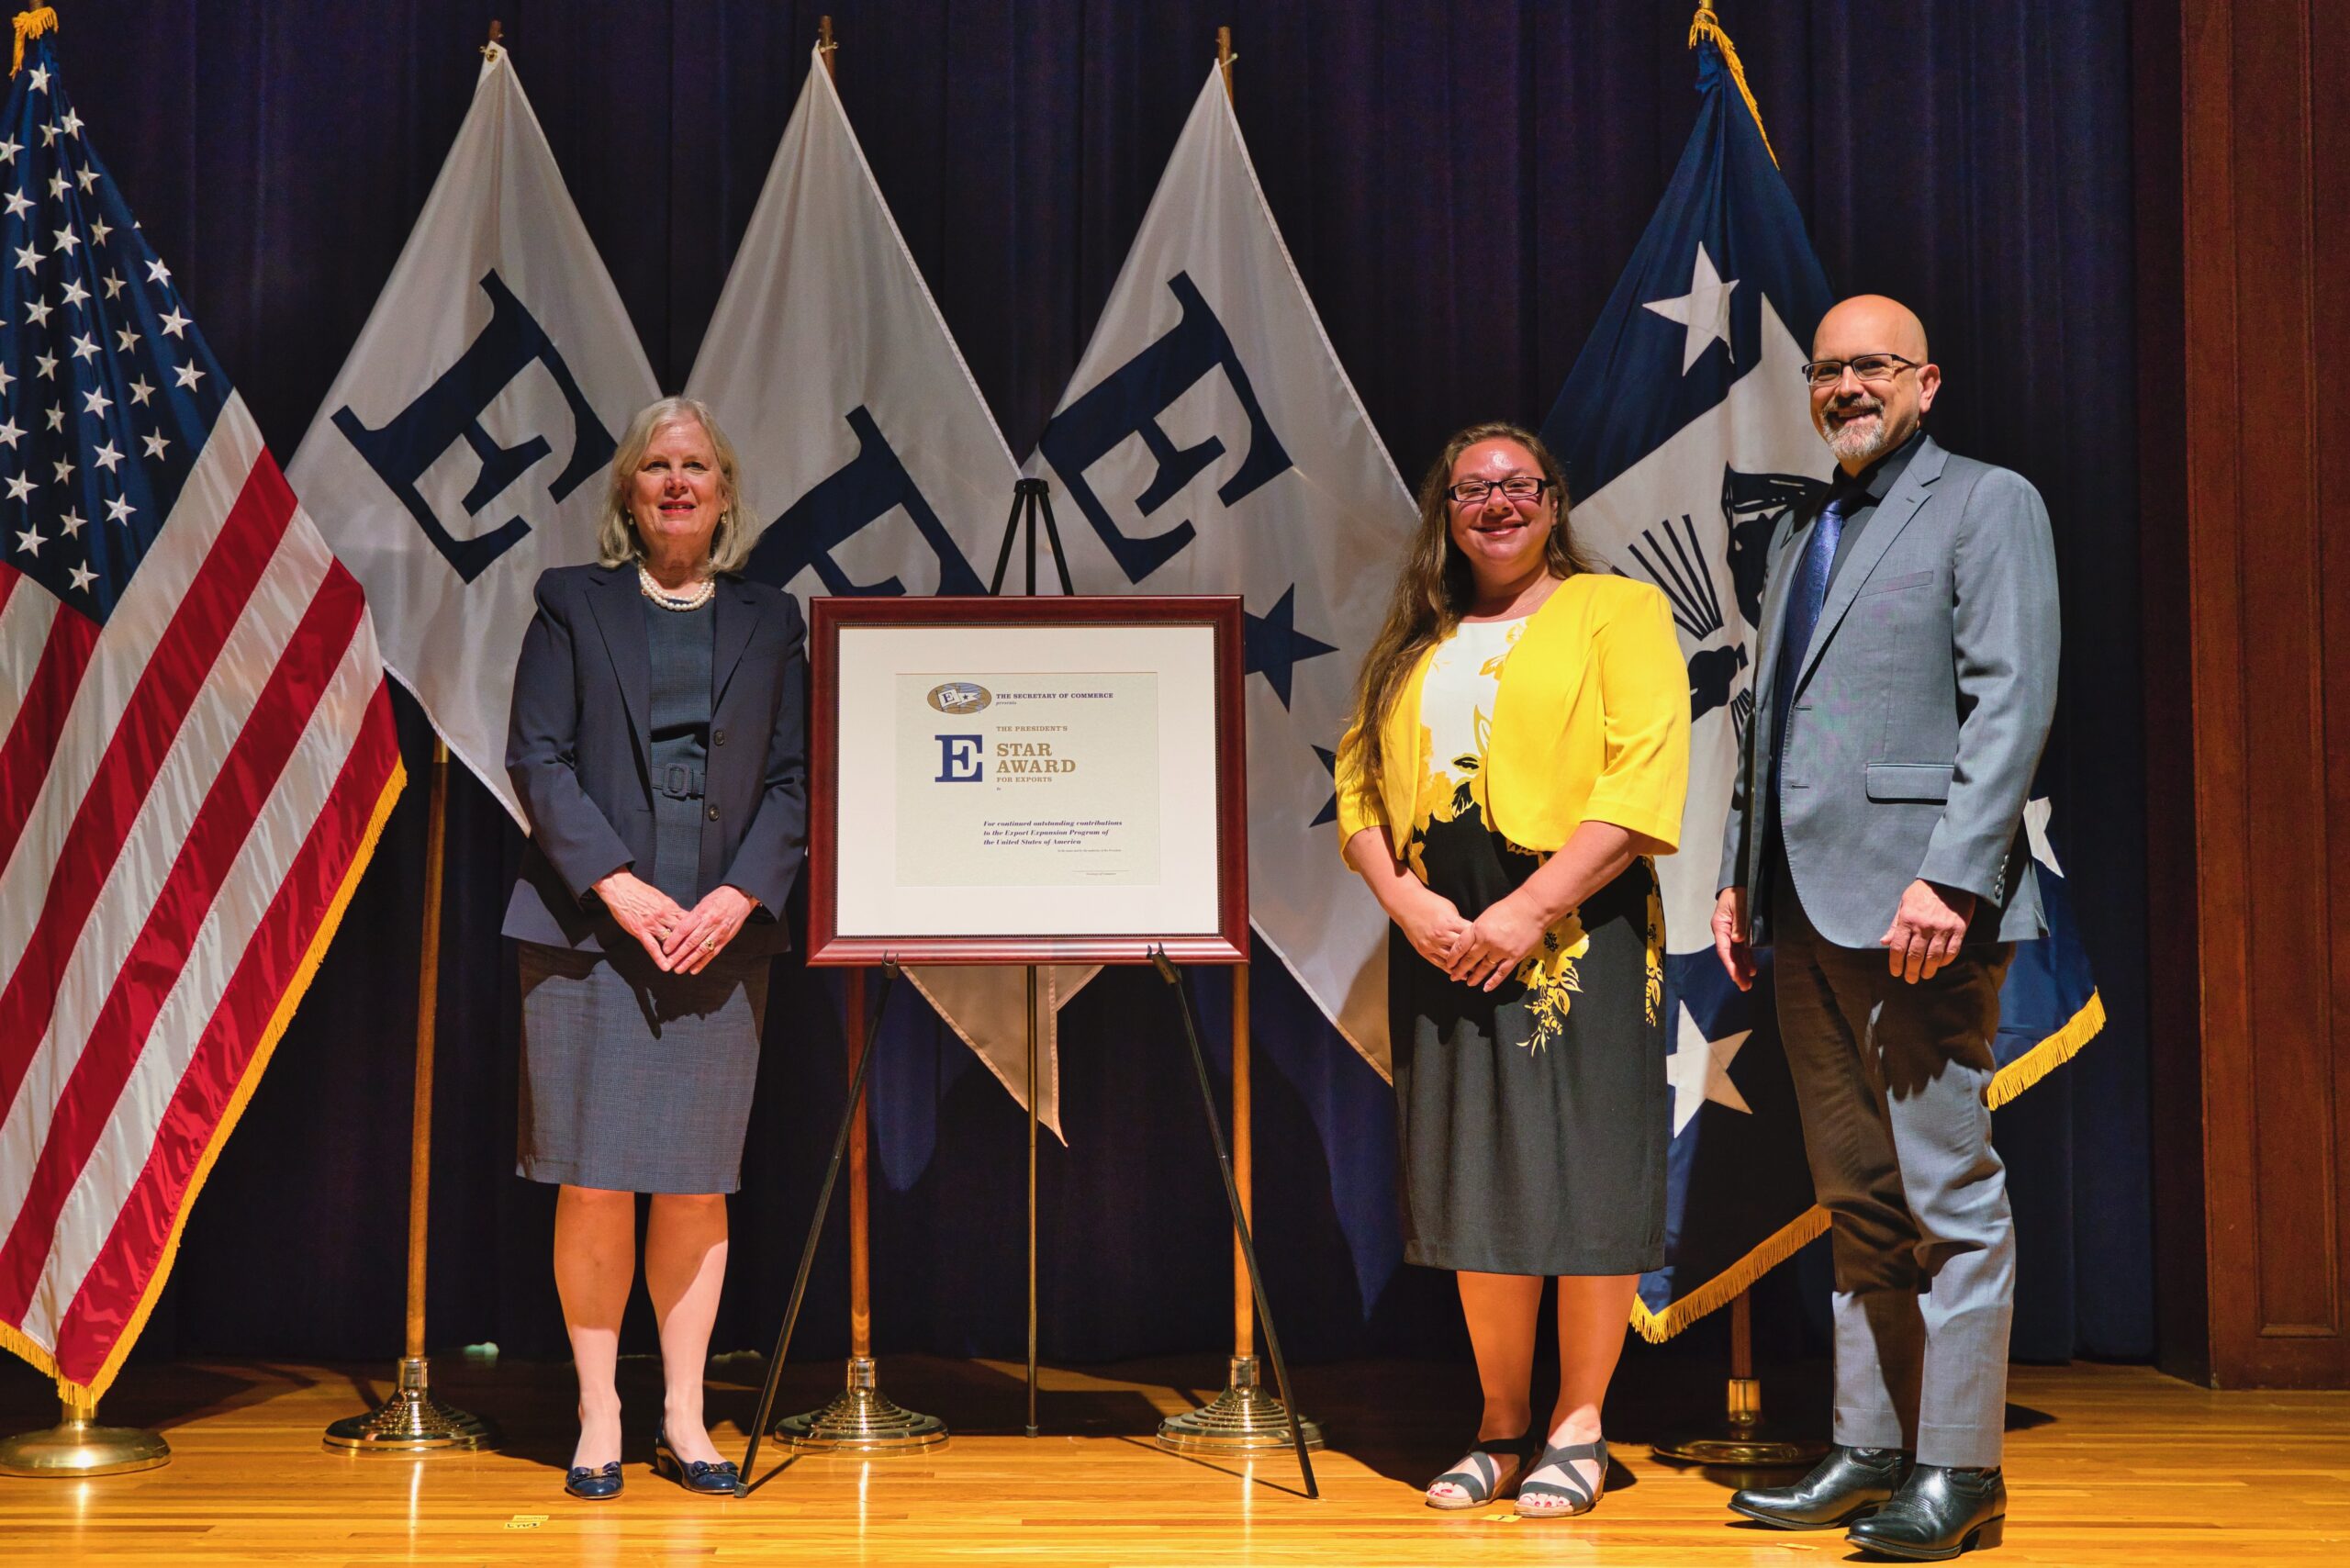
[{"xmin": 2156, "ymin": 0, "xmax": 2350, "ymax": 1387}]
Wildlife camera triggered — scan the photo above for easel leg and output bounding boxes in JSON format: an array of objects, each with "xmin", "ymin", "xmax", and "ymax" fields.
[
  {"xmin": 740, "ymin": 960, "xmax": 902, "ymax": 1492},
  {"xmin": 1151, "ymin": 951, "xmax": 1318, "ymax": 1499},
  {"xmin": 1024, "ymin": 964, "xmax": 1040, "ymax": 1438}
]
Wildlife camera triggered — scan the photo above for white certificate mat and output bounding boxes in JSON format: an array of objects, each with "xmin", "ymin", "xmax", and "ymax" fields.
[{"xmin": 835, "ymin": 623, "xmax": 1221, "ymax": 936}]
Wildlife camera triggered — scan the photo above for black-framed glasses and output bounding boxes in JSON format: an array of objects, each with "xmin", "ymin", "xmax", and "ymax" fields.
[
  {"xmin": 1801, "ymin": 353, "xmax": 1920, "ymax": 388},
  {"xmin": 1447, "ymin": 476, "xmax": 1552, "ymax": 505}
]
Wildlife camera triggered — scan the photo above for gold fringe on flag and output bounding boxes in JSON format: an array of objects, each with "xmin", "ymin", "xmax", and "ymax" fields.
[
  {"xmin": 1687, "ymin": 3, "xmax": 1780, "ymax": 168},
  {"xmin": 0, "ymin": 759, "xmax": 408, "ymax": 1403},
  {"xmin": 1629, "ymin": 989, "xmax": 2109, "ymax": 1343},
  {"xmin": 11, "ymin": 5, "xmax": 58, "ymax": 78}
]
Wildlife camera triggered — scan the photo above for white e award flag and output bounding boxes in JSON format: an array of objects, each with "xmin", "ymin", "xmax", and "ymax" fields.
[
  {"xmin": 290, "ymin": 41, "xmax": 661, "ymax": 823},
  {"xmin": 687, "ymin": 49, "xmax": 1091, "ymax": 1136},
  {"xmin": 1027, "ymin": 67, "xmax": 1416, "ymax": 1072}
]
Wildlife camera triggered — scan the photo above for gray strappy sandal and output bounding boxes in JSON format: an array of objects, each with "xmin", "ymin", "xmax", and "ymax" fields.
[
  {"xmin": 1516, "ymin": 1436, "xmax": 1608, "ymax": 1518},
  {"xmin": 1424, "ymin": 1431, "xmax": 1536, "ymax": 1510}
]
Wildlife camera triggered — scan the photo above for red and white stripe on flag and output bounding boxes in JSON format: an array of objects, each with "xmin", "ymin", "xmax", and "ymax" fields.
[{"xmin": 0, "ymin": 398, "xmax": 403, "ymax": 1400}]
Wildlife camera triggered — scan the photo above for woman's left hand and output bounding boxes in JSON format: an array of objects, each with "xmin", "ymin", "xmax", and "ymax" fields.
[
  {"xmin": 1446, "ymin": 892, "xmax": 1550, "ymax": 993},
  {"xmin": 661, "ymin": 885, "xmax": 760, "ymax": 973}
]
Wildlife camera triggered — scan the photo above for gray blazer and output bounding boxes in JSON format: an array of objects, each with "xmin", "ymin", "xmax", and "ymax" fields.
[
  {"xmin": 501, "ymin": 564, "xmax": 807, "ymax": 955},
  {"xmin": 1718, "ymin": 435, "xmax": 2059, "ymax": 949}
]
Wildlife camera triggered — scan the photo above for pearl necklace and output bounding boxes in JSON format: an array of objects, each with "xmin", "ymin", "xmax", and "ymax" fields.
[{"xmin": 638, "ymin": 562, "xmax": 716, "ymax": 611}]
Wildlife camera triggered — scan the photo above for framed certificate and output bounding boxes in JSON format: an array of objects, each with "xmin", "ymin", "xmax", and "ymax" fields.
[{"xmin": 808, "ymin": 596, "xmax": 1249, "ymax": 965}]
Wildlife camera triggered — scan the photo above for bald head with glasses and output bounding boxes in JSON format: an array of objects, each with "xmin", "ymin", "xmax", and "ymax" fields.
[{"xmin": 1802, "ymin": 294, "xmax": 1942, "ymax": 475}]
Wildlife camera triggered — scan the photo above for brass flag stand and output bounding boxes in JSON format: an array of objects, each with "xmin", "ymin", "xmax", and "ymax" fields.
[
  {"xmin": 742, "ymin": 963, "xmax": 907, "ymax": 1487},
  {"xmin": 1157, "ymin": 965, "xmax": 1323, "ymax": 1454},
  {"xmin": 0, "ymin": 1388, "xmax": 169, "ymax": 1478},
  {"xmin": 1155, "ymin": 27, "xmax": 1321, "ymax": 1460},
  {"xmin": 1649, "ymin": 1291, "xmax": 1825, "ymax": 1466},
  {"xmin": 773, "ymin": 967, "xmax": 946, "ymax": 1450},
  {"xmin": 769, "ymin": 16, "xmax": 946, "ymax": 1457},
  {"xmin": 322, "ymin": 738, "xmax": 496, "ymax": 1453}
]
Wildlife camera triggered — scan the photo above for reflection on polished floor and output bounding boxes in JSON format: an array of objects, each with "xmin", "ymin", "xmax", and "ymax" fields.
[{"xmin": 2, "ymin": 1351, "xmax": 2344, "ymax": 1565}]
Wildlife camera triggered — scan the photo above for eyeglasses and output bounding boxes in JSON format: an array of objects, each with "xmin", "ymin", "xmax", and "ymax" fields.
[
  {"xmin": 1447, "ymin": 476, "xmax": 1552, "ymax": 505},
  {"xmin": 1801, "ymin": 353, "xmax": 1920, "ymax": 388}
]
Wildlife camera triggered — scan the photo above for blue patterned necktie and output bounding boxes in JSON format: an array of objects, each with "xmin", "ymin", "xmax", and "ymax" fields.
[{"xmin": 1771, "ymin": 491, "xmax": 1852, "ymax": 769}]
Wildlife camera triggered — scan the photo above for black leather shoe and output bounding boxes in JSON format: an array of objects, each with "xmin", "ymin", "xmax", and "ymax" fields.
[
  {"xmin": 563, "ymin": 1461, "xmax": 622, "ymax": 1500},
  {"xmin": 653, "ymin": 1424, "xmax": 741, "ymax": 1497},
  {"xmin": 1846, "ymin": 1464, "xmax": 2006, "ymax": 1560},
  {"xmin": 1729, "ymin": 1445, "xmax": 1908, "ymax": 1529}
]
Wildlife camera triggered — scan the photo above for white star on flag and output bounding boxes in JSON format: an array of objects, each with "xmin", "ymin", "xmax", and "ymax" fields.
[
  {"xmin": 1642, "ymin": 241, "xmax": 1740, "ymax": 374},
  {"xmin": 1667, "ymin": 1002, "xmax": 1752, "ymax": 1137},
  {"xmin": 2024, "ymin": 796, "xmax": 2065, "ymax": 877}
]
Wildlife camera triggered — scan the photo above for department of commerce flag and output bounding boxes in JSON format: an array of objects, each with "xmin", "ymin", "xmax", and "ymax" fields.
[
  {"xmin": 1028, "ymin": 65, "xmax": 1415, "ymax": 1070},
  {"xmin": 687, "ymin": 48, "xmax": 1089, "ymax": 1137},
  {"xmin": 1539, "ymin": 14, "xmax": 2103, "ymax": 1339},
  {"xmin": 0, "ymin": 37, "xmax": 404, "ymax": 1397},
  {"xmin": 290, "ymin": 40, "xmax": 658, "ymax": 827}
]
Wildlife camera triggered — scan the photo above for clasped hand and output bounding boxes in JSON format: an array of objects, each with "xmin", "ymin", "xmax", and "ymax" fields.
[
  {"xmin": 1403, "ymin": 887, "xmax": 1544, "ymax": 994},
  {"xmin": 594, "ymin": 870, "xmax": 758, "ymax": 974}
]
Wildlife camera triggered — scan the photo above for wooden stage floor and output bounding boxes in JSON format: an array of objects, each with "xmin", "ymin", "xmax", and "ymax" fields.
[{"xmin": 2, "ymin": 1351, "xmax": 2345, "ymax": 1564}]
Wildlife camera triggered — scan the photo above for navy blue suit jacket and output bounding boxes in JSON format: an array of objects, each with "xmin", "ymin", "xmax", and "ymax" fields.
[{"xmin": 501, "ymin": 564, "xmax": 807, "ymax": 954}]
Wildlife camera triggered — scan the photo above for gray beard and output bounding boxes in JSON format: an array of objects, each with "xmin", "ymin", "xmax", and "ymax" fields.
[{"xmin": 1826, "ymin": 409, "xmax": 1891, "ymax": 465}]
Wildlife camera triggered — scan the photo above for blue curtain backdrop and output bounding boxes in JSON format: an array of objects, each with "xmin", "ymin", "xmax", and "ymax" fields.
[{"xmin": 33, "ymin": 0, "xmax": 2148, "ymax": 1372}]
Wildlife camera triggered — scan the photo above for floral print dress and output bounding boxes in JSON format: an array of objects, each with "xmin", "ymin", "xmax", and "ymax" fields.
[{"xmin": 1390, "ymin": 617, "xmax": 1670, "ymax": 1276}]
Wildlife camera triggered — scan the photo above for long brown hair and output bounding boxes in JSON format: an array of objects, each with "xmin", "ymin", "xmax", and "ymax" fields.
[{"xmin": 1347, "ymin": 421, "xmax": 1594, "ymax": 786}]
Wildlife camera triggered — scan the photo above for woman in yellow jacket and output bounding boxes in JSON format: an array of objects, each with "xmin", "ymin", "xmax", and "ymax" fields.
[{"xmin": 1337, "ymin": 420, "xmax": 1688, "ymax": 1518}]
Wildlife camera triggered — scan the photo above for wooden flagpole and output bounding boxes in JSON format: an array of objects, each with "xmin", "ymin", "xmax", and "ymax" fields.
[
  {"xmin": 773, "ymin": 20, "xmax": 943, "ymax": 1451},
  {"xmin": 1156, "ymin": 27, "xmax": 1321, "ymax": 1456},
  {"xmin": 322, "ymin": 736, "xmax": 494, "ymax": 1451}
]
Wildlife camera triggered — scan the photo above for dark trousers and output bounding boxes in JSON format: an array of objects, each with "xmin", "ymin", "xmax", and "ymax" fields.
[{"xmin": 1773, "ymin": 867, "xmax": 2015, "ymax": 1468}]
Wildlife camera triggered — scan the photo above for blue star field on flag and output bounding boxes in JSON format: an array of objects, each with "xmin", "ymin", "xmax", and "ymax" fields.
[{"xmin": 2, "ymin": 43, "xmax": 227, "ymax": 625}]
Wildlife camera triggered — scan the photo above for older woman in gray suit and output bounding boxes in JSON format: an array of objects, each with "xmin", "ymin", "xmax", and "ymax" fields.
[{"xmin": 504, "ymin": 396, "xmax": 806, "ymax": 1500}]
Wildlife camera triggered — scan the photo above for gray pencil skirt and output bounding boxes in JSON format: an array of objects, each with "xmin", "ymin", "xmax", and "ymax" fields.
[{"xmin": 515, "ymin": 939, "xmax": 769, "ymax": 1194}]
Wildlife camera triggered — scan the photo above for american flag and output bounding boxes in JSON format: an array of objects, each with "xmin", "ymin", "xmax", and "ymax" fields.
[{"xmin": 0, "ymin": 37, "xmax": 403, "ymax": 1397}]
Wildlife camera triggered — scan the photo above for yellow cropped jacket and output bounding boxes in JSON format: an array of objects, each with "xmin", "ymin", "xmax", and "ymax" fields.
[{"xmin": 1335, "ymin": 572, "xmax": 1690, "ymax": 857}]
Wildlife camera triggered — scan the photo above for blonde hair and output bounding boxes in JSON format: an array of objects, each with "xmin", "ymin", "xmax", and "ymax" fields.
[{"xmin": 596, "ymin": 397, "xmax": 755, "ymax": 575}]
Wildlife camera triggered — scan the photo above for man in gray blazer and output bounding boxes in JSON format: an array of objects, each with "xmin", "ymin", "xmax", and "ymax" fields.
[{"xmin": 1711, "ymin": 296, "xmax": 2058, "ymax": 1560}]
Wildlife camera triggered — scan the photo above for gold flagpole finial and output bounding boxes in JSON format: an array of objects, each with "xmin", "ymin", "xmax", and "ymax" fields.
[
  {"xmin": 12, "ymin": 5, "xmax": 59, "ymax": 79},
  {"xmin": 1686, "ymin": 3, "xmax": 1780, "ymax": 167}
]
